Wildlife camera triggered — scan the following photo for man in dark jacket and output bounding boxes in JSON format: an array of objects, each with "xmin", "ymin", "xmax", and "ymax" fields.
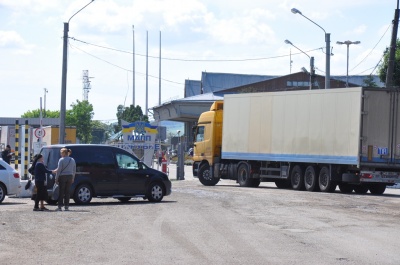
[{"xmin": 1, "ymin": 145, "xmax": 12, "ymax": 164}]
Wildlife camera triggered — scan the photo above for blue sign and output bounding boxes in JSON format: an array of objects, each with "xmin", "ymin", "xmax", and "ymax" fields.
[{"xmin": 377, "ymin": 147, "xmax": 388, "ymax": 155}]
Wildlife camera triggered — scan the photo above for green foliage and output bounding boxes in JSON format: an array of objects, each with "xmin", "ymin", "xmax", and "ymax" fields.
[
  {"xmin": 67, "ymin": 100, "xmax": 94, "ymax": 143},
  {"xmin": 91, "ymin": 120, "xmax": 114, "ymax": 144},
  {"xmin": 378, "ymin": 39, "xmax": 400, "ymax": 87},
  {"xmin": 114, "ymin": 104, "xmax": 148, "ymax": 133},
  {"xmin": 21, "ymin": 109, "xmax": 60, "ymax": 118},
  {"xmin": 362, "ymin": 75, "xmax": 378, "ymax": 87}
]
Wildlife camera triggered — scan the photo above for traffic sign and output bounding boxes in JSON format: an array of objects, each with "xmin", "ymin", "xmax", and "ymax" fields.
[{"xmin": 34, "ymin": 128, "xmax": 46, "ymax": 138}]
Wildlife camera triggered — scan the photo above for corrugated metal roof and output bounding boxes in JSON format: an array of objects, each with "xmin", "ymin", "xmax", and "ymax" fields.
[
  {"xmin": 331, "ymin": 75, "xmax": 384, "ymax": 87},
  {"xmin": 184, "ymin": 80, "xmax": 201, "ymax": 97},
  {"xmin": 201, "ymin": 72, "xmax": 278, "ymax": 93}
]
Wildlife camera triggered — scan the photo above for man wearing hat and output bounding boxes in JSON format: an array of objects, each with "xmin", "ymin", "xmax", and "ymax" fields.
[{"xmin": 1, "ymin": 145, "xmax": 13, "ymax": 164}]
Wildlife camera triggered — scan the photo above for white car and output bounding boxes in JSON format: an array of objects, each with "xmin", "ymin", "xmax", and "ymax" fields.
[{"xmin": 0, "ymin": 159, "xmax": 21, "ymax": 203}]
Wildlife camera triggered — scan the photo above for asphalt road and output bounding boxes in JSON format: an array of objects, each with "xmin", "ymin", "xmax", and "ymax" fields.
[{"xmin": 1, "ymin": 166, "xmax": 400, "ymax": 265}]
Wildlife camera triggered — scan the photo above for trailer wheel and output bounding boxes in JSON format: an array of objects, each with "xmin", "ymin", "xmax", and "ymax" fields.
[
  {"xmin": 339, "ymin": 184, "xmax": 353, "ymax": 194},
  {"xmin": 290, "ymin": 165, "xmax": 305, "ymax": 190},
  {"xmin": 198, "ymin": 164, "xmax": 220, "ymax": 186},
  {"xmin": 318, "ymin": 166, "xmax": 336, "ymax": 192},
  {"xmin": 304, "ymin": 166, "xmax": 319, "ymax": 192},
  {"xmin": 238, "ymin": 164, "xmax": 254, "ymax": 187},
  {"xmin": 369, "ymin": 184, "xmax": 386, "ymax": 195},
  {"xmin": 353, "ymin": 185, "xmax": 369, "ymax": 194}
]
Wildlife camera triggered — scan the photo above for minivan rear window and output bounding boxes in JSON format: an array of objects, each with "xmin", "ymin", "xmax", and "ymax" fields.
[{"xmin": 41, "ymin": 148, "xmax": 61, "ymax": 170}]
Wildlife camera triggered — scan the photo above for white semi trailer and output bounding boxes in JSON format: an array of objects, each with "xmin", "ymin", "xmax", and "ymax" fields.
[{"xmin": 192, "ymin": 87, "xmax": 400, "ymax": 194}]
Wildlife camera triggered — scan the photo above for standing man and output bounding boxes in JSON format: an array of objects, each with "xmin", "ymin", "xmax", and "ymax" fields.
[
  {"xmin": 165, "ymin": 149, "xmax": 170, "ymax": 165},
  {"xmin": 1, "ymin": 145, "xmax": 12, "ymax": 164},
  {"xmin": 157, "ymin": 149, "xmax": 163, "ymax": 166}
]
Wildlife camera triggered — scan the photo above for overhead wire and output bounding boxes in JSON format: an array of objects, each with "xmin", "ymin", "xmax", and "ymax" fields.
[
  {"xmin": 349, "ymin": 23, "xmax": 391, "ymax": 73},
  {"xmin": 69, "ymin": 37, "xmax": 322, "ymax": 62},
  {"xmin": 69, "ymin": 43, "xmax": 184, "ymax": 86}
]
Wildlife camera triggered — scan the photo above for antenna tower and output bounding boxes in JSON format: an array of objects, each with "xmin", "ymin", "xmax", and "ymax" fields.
[{"xmin": 82, "ymin": 70, "xmax": 93, "ymax": 101}]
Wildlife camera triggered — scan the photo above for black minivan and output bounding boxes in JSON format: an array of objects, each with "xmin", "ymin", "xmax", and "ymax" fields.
[{"xmin": 40, "ymin": 144, "xmax": 171, "ymax": 204}]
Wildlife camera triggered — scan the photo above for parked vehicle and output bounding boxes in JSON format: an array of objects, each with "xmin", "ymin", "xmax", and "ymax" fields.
[
  {"xmin": 0, "ymin": 159, "xmax": 21, "ymax": 203},
  {"xmin": 192, "ymin": 87, "xmax": 400, "ymax": 194},
  {"xmin": 40, "ymin": 144, "xmax": 171, "ymax": 204}
]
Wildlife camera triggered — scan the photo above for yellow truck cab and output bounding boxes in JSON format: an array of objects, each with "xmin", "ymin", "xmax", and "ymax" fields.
[{"xmin": 192, "ymin": 101, "xmax": 223, "ymax": 185}]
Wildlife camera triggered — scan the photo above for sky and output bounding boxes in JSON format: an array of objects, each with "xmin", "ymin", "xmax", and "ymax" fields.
[{"xmin": 0, "ymin": 0, "xmax": 398, "ymax": 123}]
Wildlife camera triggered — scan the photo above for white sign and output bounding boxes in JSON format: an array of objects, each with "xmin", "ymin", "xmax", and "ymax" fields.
[
  {"xmin": 33, "ymin": 142, "xmax": 47, "ymax": 156},
  {"xmin": 34, "ymin": 128, "xmax": 45, "ymax": 138}
]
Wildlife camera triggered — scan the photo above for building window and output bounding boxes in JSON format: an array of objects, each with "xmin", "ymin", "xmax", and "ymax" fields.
[{"xmin": 287, "ymin": 81, "xmax": 310, "ymax": 87}]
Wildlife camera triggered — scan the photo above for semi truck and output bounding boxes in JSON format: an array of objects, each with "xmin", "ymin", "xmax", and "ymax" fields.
[{"xmin": 192, "ymin": 87, "xmax": 400, "ymax": 194}]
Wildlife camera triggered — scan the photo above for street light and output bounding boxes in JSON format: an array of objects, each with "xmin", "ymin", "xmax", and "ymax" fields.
[
  {"xmin": 285, "ymin": 39, "xmax": 315, "ymax": 90},
  {"xmin": 59, "ymin": 0, "xmax": 95, "ymax": 144},
  {"xmin": 291, "ymin": 7, "xmax": 330, "ymax": 89},
  {"xmin": 43, "ymin": 88, "xmax": 48, "ymax": 118},
  {"xmin": 336, "ymin": 40, "xmax": 360, "ymax": 87}
]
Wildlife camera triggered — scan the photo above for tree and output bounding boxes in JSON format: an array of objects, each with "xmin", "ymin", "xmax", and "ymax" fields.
[
  {"xmin": 378, "ymin": 39, "xmax": 400, "ymax": 87},
  {"xmin": 114, "ymin": 105, "xmax": 148, "ymax": 133},
  {"xmin": 362, "ymin": 75, "xmax": 378, "ymax": 87},
  {"xmin": 67, "ymin": 100, "xmax": 94, "ymax": 143},
  {"xmin": 91, "ymin": 120, "xmax": 113, "ymax": 144},
  {"xmin": 21, "ymin": 109, "xmax": 60, "ymax": 118}
]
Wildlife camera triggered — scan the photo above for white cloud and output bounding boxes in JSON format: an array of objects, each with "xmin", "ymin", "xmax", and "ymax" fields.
[
  {"xmin": 200, "ymin": 8, "xmax": 276, "ymax": 45},
  {"xmin": 352, "ymin": 25, "xmax": 367, "ymax": 35},
  {"xmin": 0, "ymin": 30, "xmax": 34, "ymax": 53}
]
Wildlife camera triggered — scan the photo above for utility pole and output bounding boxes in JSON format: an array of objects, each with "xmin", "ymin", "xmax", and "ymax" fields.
[
  {"xmin": 146, "ymin": 31, "xmax": 148, "ymax": 116},
  {"xmin": 59, "ymin": 0, "xmax": 95, "ymax": 144},
  {"xmin": 132, "ymin": 25, "xmax": 135, "ymax": 106},
  {"xmin": 386, "ymin": 1, "xmax": 400, "ymax": 89},
  {"xmin": 159, "ymin": 31, "xmax": 161, "ymax": 106}
]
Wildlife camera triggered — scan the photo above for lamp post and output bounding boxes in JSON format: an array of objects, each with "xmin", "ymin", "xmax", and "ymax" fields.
[
  {"xmin": 176, "ymin": 130, "xmax": 185, "ymax": 180},
  {"xmin": 336, "ymin": 40, "xmax": 360, "ymax": 87},
  {"xmin": 43, "ymin": 88, "xmax": 48, "ymax": 118},
  {"xmin": 285, "ymin": 39, "xmax": 315, "ymax": 90},
  {"xmin": 291, "ymin": 8, "xmax": 330, "ymax": 89},
  {"xmin": 59, "ymin": 0, "xmax": 95, "ymax": 144}
]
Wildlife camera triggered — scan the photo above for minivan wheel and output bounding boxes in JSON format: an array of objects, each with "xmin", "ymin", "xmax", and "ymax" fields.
[
  {"xmin": 0, "ymin": 183, "xmax": 6, "ymax": 203},
  {"xmin": 73, "ymin": 184, "xmax": 93, "ymax": 205},
  {"xmin": 147, "ymin": 182, "xmax": 164, "ymax": 202}
]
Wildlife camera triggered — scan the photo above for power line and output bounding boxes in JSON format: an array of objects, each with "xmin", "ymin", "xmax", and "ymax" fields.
[
  {"xmin": 69, "ymin": 43, "xmax": 184, "ymax": 86},
  {"xmin": 349, "ymin": 23, "xmax": 391, "ymax": 73},
  {"xmin": 69, "ymin": 37, "xmax": 322, "ymax": 62}
]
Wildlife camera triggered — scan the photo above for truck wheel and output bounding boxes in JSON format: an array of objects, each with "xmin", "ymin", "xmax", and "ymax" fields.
[
  {"xmin": 369, "ymin": 184, "xmax": 386, "ymax": 195},
  {"xmin": 318, "ymin": 166, "xmax": 336, "ymax": 192},
  {"xmin": 304, "ymin": 166, "xmax": 319, "ymax": 192},
  {"xmin": 290, "ymin": 165, "xmax": 305, "ymax": 190},
  {"xmin": 353, "ymin": 185, "xmax": 369, "ymax": 194},
  {"xmin": 198, "ymin": 164, "xmax": 220, "ymax": 186},
  {"xmin": 339, "ymin": 184, "xmax": 353, "ymax": 194},
  {"xmin": 238, "ymin": 164, "xmax": 254, "ymax": 187}
]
